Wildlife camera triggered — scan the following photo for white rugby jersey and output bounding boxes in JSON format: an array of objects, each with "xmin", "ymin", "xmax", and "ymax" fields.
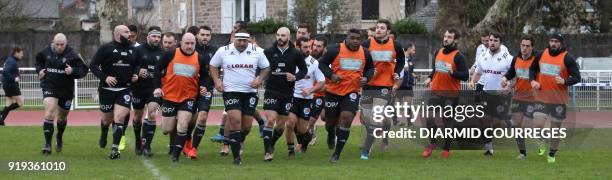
[
  {"xmin": 474, "ymin": 45, "xmax": 509, "ymax": 85},
  {"xmin": 210, "ymin": 43, "xmax": 270, "ymax": 93},
  {"xmin": 293, "ymin": 56, "xmax": 325, "ymax": 99},
  {"xmin": 475, "ymin": 48, "xmax": 513, "ymax": 91}
]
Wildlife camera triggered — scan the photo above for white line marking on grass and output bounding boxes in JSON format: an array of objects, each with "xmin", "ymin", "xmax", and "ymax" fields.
[
  {"xmin": 126, "ymin": 138, "xmax": 170, "ymax": 180},
  {"xmin": 142, "ymin": 159, "xmax": 169, "ymax": 180}
]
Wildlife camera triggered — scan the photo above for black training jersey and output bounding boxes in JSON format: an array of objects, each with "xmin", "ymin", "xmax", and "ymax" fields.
[
  {"xmin": 263, "ymin": 42, "xmax": 307, "ymax": 98},
  {"xmin": 133, "ymin": 42, "xmax": 164, "ymax": 89},
  {"xmin": 90, "ymin": 41, "xmax": 138, "ymax": 89},
  {"xmin": 196, "ymin": 43, "xmax": 218, "ymax": 90},
  {"xmin": 35, "ymin": 45, "xmax": 89, "ymax": 93}
]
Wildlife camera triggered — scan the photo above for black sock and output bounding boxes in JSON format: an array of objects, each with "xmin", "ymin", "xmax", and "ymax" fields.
[
  {"xmin": 56, "ymin": 119, "xmax": 67, "ymax": 144},
  {"xmin": 240, "ymin": 131, "xmax": 248, "ymax": 144},
  {"xmin": 443, "ymin": 137, "xmax": 452, "ymax": 151},
  {"xmin": 122, "ymin": 115, "xmax": 130, "ymax": 135},
  {"xmin": 172, "ymin": 132, "xmax": 188, "ymax": 158},
  {"xmin": 296, "ymin": 133, "xmax": 305, "ymax": 146},
  {"xmin": 142, "ymin": 119, "xmax": 156, "ymax": 148},
  {"xmin": 43, "ymin": 119, "xmax": 54, "ymax": 146},
  {"xmin": 302, "ymin": 133, "xmax": 312, "ymax": 149},
  {"xmin": 133, "ymin": 120, "xmax": 142, "ymax": 147},
  {"xmin": 187, "ymin": 122, "xmax": 195, "ymax": 137},
  {"xmin": 228, "ymin": 130, "xmax": 242, "ymax": 160},
  {"xmin": 256, "ymin": 117, "xmax": 265, "ymax": 126},
  {"xmin": 326, "ymin": 125, "xmax": 336, "ymax": 139},
  {"xmin": 101, "ymin": 120, "xmax": 110, "ymax": 139},
  {"xmin": 218, "ymin": 124, "xmax": 225, "ymax": 135},
  {"xmin": 263, "ymin": 127, "xmax": 273, "ymax": 153},
  {"xmin": 517, "ymin": 136, "xmax": 526, "ymax": 156},
  {"xmin": 549, "ymin": 149, "xmax": 557, "ymax": 157},
  {"xmin": 427, "ymin": 120, "xmax": 437, "ymax": 145},
  {"xmin": 333, "ymin": 127, "xmax": 350, "ymax": 157},
  {"xmin": 2, "ymin": 103, "xmax": 19, "ymax": 119},
  {"xmin": 287, "ymin": 143, "xmax": 295, "ymax": 153},
  {"xmin": 271, "ymin": 128, "xmax": 284, "ymax": 146},
  {"xmin": 112, "ymin": 124, "xmax": 124, "ymax": 149},
  {"xmin": 169, "ymin": 131, "xmax": 176, "ymax": 148},
  {"xmin": 192, "ymin": 124, "xmax": 206, "ymax": 149},
  {"xmin": 6, "ymin": 103, "xmax": 19, "ymax": 112}
]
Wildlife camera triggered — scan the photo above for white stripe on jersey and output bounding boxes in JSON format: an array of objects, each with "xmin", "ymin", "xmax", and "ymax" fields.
[
  {"xmin": 293, "ymin": 56, "xmax": 325, "ymax": 99},
  {"xmin": 475, "ymin": 48, "xmax": 513, "ymax": 91},
  {"xmin": 210, "ymin": 43, "xmax": 270, "ymax": 93}
]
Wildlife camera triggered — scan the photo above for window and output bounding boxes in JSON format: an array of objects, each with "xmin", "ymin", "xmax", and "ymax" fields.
[{"xmin": 362, "ymin": 0, "xmax": 379, "ymax": 20}]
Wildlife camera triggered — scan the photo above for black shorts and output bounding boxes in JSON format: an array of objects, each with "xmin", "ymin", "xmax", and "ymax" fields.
[
  {"xmin": 42, "ymin": 89, "xmax": 74, "ymax": 110},
  {"xmin": 324, "ymin": 92, "xmax": 360, "ymax": 119},
  {"xmin": 482, "ymin": 92, "xmax": 511, "ymax": 120},
  {"xmin": 290, "ymin": 98, "xmax": 312, "ymax": 120},
  {"xmin": 511, "ymin": 100, "xmax": 535, "ymax": 119},
  {"xmin": 475, "ymin": 83, "xmax": 484, "ymax": 103},
  {"xmin": 362, "ymin": 85, "xmax": 393, "ymax": 104},
  {"xmin": 161, "ymin": 99, "xmax": 196, "ymax": 117},
  {"xmin": 98, "ymin": 88, "xmax": 132, "ymax": 113},
  {"xmin": 197, "ymin": 91, "xmax": 214, "ymax": 112},
  {"xmin": 397, "ymin": 86, "xmax": 414, "ymax": 97},
  {"xmin": 427, "ymin": 95, "xmax": 459, "ymax": 108},
  {"xmin": 2, "ymin": 82, "xmax": 21, "ymax": 97},
  {"xmin": 223, "ymin": 92, "xmax": 258, "ymax": 116},
  {"xmin": 263, "ymin": 92, "xmax": 292, "ymax": 116},
  {"xmin": 311, "ymin": 96, "xmax": 325, "ymax": 118},
  {"xmin": 534, "ymin": 102, "xmax": 566, "ymax": 120},
  {"xmin": 131, "ymin": 88, "xmax": 162, "ymax": 109}
]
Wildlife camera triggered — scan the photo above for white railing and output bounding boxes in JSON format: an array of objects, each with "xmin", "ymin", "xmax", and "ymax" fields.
[{"xmin": 1, "ymin": 68, "xmax": 611, "ymax": 111}]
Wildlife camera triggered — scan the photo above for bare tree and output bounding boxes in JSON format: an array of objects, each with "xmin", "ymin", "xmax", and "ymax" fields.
[
  {"xmin": 97, "ymin": 0, "xmax": 129, "ymax": 43},
  {"xmin": 0, "ymin": 0, "xmax": 40, "ymax": 31},
  {"xmin": 288, "ymin": 0, "xmax": 355, "ymax": 36}
]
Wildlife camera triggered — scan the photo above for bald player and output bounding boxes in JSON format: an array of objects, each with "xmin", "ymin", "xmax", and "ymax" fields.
[
  {"xmin": 261, "ymin": 27, "xmax": 308, "ymax": 161},
  {"xmin": 36, "ymin": 33, "xmax": 89, "ymax": 155},
  {"xmin": 90, "ymin": 25, "xmax": 139, "ymax": 159},
  {"xmin": 154, "ymin": 33, "xmax": 208, "ymax": 164}
]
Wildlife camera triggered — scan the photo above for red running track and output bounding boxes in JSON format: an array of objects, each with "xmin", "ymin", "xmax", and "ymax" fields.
[{"xmin": 2, "ymin": 110, "xmax": 611, "ymax": 128}]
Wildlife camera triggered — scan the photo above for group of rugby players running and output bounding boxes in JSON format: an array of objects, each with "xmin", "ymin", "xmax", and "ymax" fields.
[{"xmin": 17, "ymin": 18, "xmax": 579, "ymax": 165}]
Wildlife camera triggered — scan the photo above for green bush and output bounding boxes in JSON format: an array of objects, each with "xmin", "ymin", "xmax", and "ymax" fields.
[
  {"xmin": 392, "ymin": 19, "xmax": 428, "ymax": 35},
  {"xmin": 247, "ymin": 18, "xmax": 296, "ymax": 34}
]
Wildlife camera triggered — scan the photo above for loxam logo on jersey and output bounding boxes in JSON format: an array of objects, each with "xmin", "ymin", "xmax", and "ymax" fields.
[
  {"xmin": 482, "ymin": 69, "xmax": 503, "ymax": 74},
  {"xmin": 226, "ymin": 64, "xmax": 254, "ymax": 69}
]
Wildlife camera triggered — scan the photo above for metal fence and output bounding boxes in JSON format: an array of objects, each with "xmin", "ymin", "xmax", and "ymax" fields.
[{"xmin": 1, "ymin": 68, "xmax": 611, "ymax": 111}]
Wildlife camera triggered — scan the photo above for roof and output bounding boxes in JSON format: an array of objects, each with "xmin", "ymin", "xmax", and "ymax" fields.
[{"xmin": 19, "ymin": 0, "xmax": 60, "ymax": 19}]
